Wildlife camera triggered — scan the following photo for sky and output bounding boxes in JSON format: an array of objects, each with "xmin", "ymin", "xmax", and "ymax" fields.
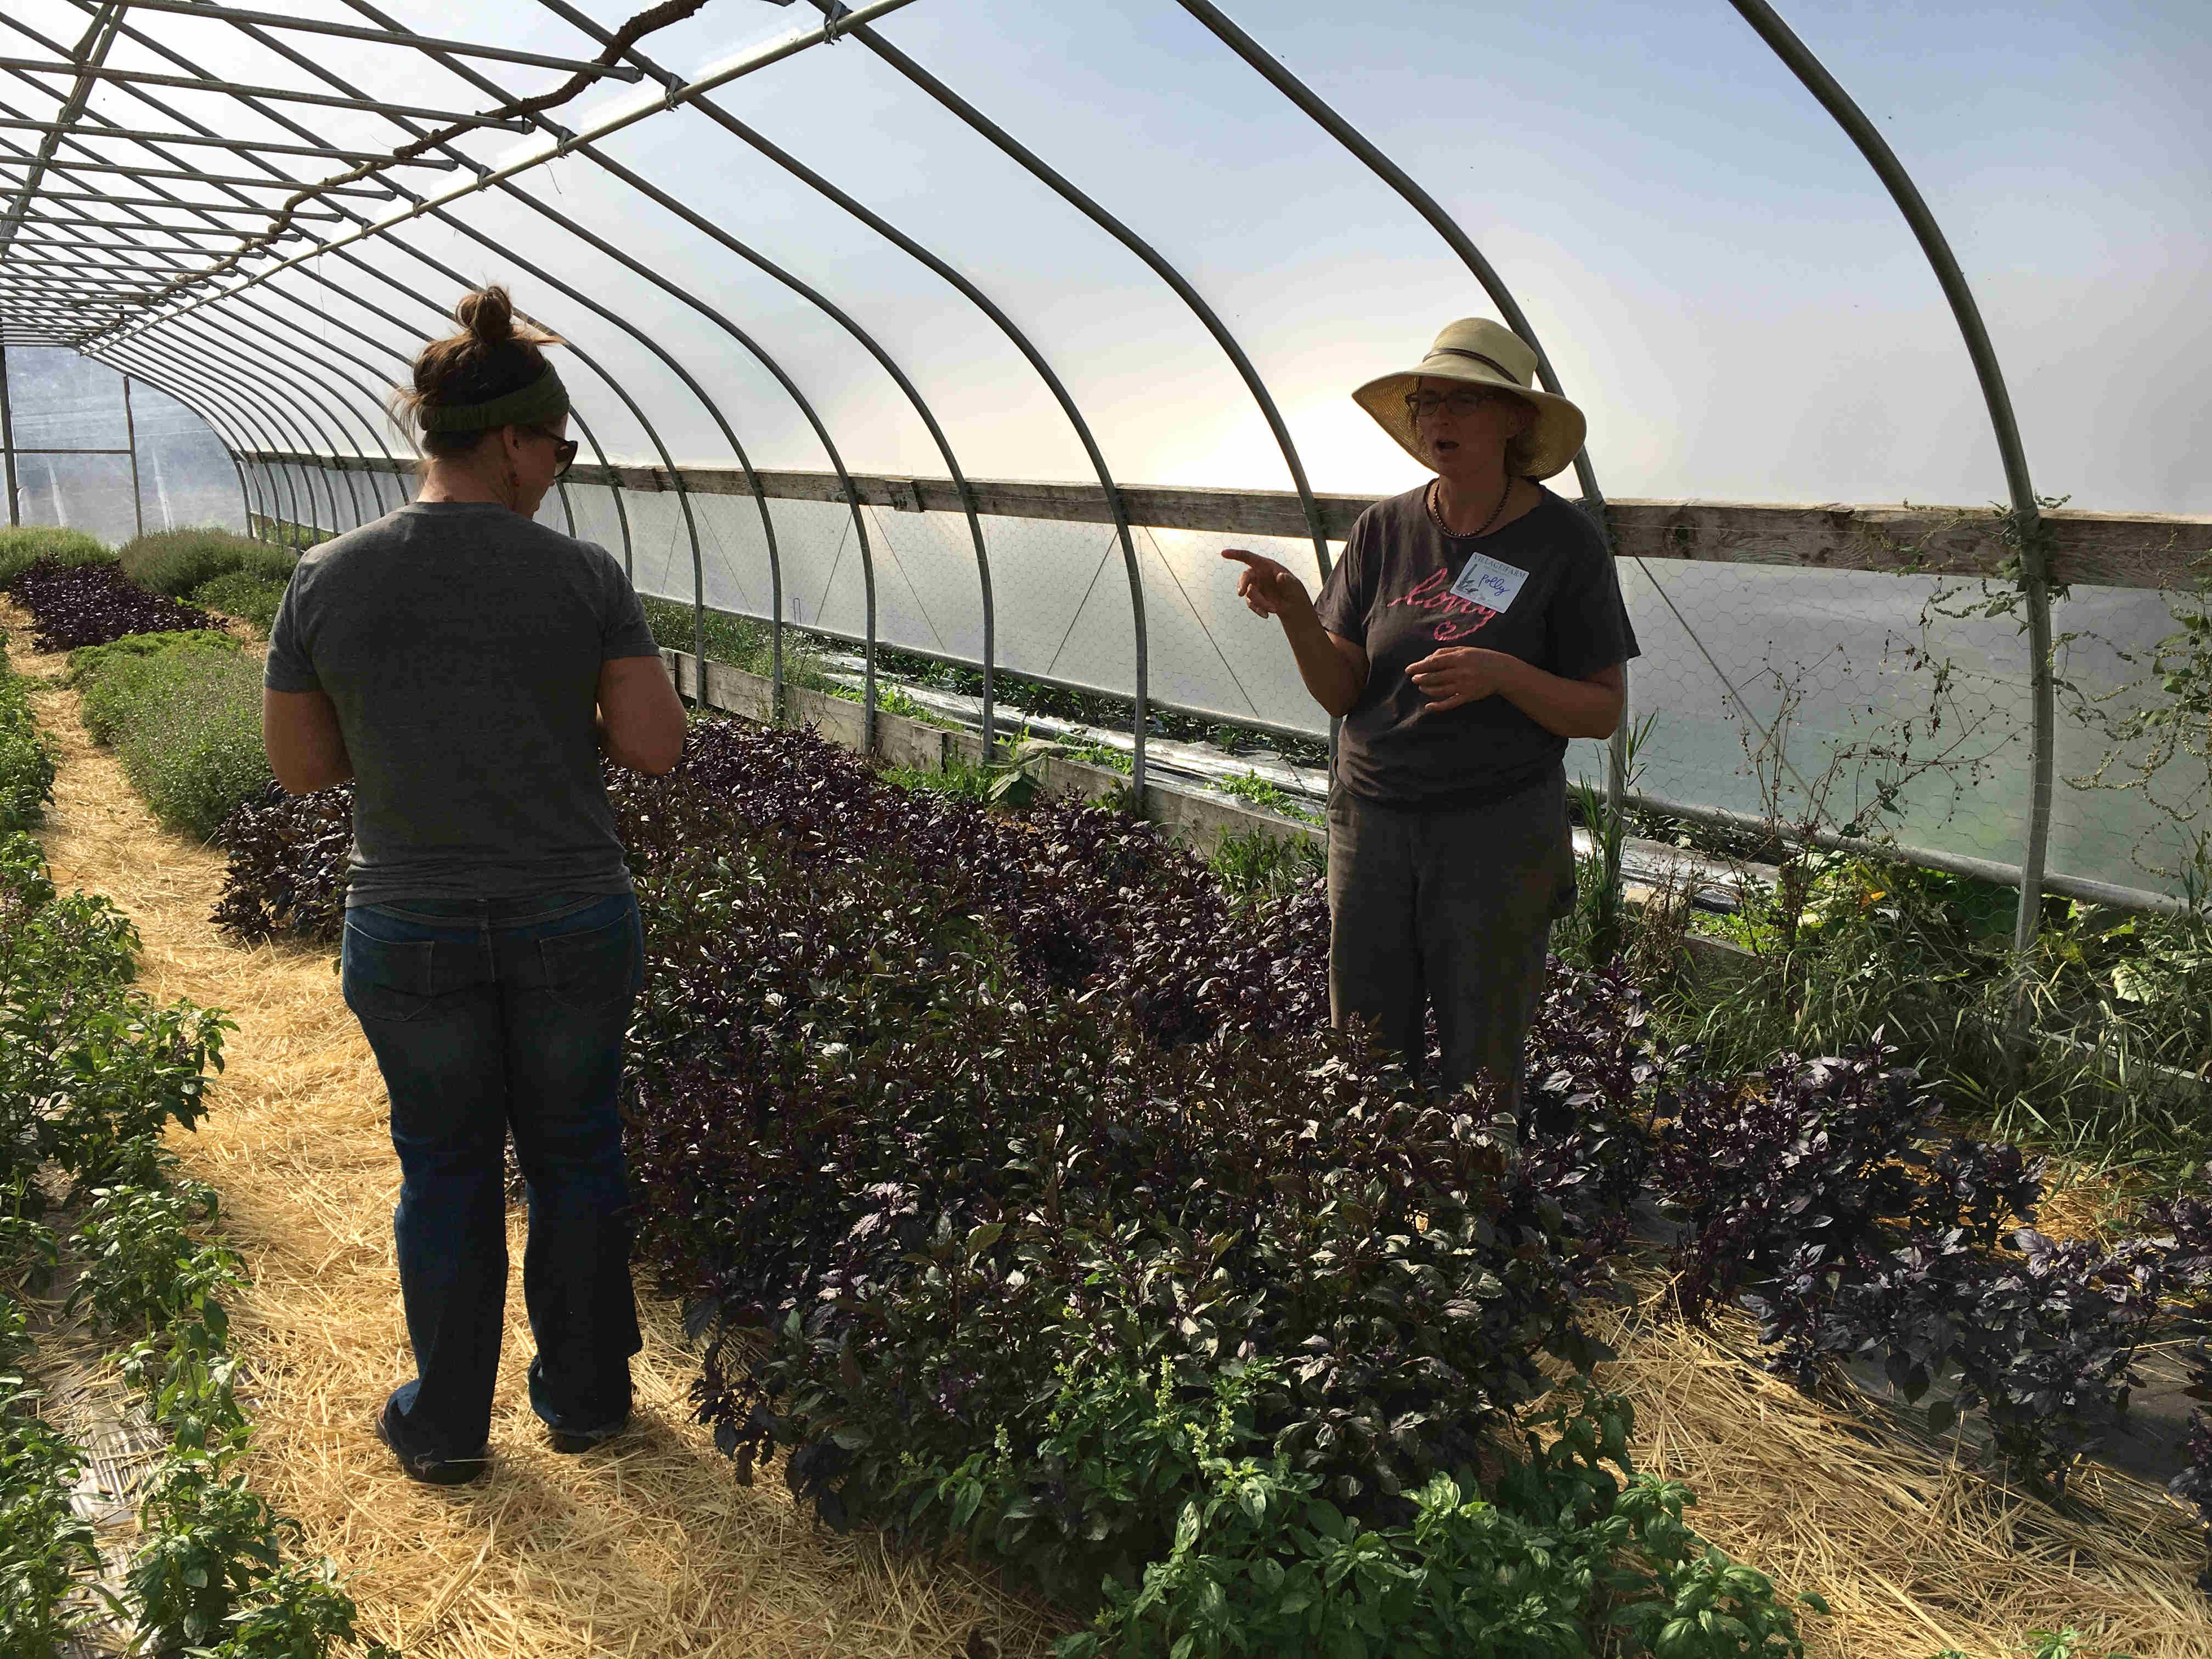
[{"xmin": 7, "ymin": 0, "xmax": 2208, "ymax": 511}]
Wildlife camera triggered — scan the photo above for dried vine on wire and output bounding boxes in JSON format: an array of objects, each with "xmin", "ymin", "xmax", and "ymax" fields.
[{"xmin": 114, "ymin": 0, "xmax": 709, "ymax": 314}]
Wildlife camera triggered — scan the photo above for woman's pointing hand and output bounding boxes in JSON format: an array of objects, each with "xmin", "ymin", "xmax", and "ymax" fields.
[{"xmin": 1221, "ymin": 548, "xmax": 1311, "ymax": 621}]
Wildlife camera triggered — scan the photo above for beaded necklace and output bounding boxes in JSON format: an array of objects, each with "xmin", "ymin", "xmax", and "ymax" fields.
[{"xmin": 1426, "ymin": 476, "xmax": 1511, "ymax": 540}]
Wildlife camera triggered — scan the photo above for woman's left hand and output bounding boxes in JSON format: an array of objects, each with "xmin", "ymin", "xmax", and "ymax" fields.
[{"xmin": 1406, "ymin": 646, "xmax": 1524, "ymax": 713}]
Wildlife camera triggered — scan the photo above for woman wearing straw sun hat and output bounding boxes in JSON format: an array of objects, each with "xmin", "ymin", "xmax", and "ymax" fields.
[{"xmin": 1222, "ymin": 318, "xmax": 1638, "ymax": 1099}]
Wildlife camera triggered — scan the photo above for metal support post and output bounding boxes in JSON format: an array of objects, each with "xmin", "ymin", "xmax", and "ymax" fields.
[
  {"xmin": 0, "ymin": 321, "xmax": 16, "ymax": 526},
  {"xmin": 1725, "ymin": 0, "xmax": 2053, "ymax": 1056},
  {"xmin": 122, "ymin": 369, "xmax": 142, "ymax": 538}
]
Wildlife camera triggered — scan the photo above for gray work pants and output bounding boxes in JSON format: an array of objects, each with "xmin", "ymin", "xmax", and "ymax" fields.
[{"xmin": 1325, "ymin": 769, "xmax": 1576, "ymax": 1098}]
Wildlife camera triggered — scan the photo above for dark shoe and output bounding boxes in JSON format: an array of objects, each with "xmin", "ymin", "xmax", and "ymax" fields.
[
  {"xmin": 547, "ymin": 1417, "xmax": 629, "ymax": 1455},
  {"xmin": 375, "ymin": 1402, "xmax": 488, "ymax": 1486}
]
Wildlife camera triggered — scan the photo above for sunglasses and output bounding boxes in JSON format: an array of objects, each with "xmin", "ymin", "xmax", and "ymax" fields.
[{"xmin": 526, "ymin": 426, "xmax": 579, "ymax": 477}]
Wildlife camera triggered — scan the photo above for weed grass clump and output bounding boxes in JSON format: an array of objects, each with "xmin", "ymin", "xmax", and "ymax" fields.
[
  {"xmin": 189, "ymin": 570, "xmax": 289, "ymax": 635},
  {"xmin": 0, "ymin": 647, "xmax": 54, "ymax": 833},
  {"xmin": 637, "ymin": 594, "xmax": 837, "ymax": 692},
  {"xmin": 120, "ymin": 527, "xmax": 295, "ymax": 598},
  {"xmin": 75, "ymin": 633, "xmax": 269, "ymax": 842}
]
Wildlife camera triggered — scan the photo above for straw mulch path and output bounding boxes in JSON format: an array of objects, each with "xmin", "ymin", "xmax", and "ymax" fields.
[
  {"xmin": 1591, "ymin": 1277, "xmax": 2211, "ymax": 1657},
  {"xmin": 5, "ymin": 611, "xmax": 1064, "ymax": 1659},
  {"xmin": 9, "ymin": 607, "xmax": 2211, "ymax": 1657}
]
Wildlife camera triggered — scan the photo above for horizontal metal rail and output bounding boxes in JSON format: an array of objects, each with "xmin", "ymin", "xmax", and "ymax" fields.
[
  {"xmin": 1625, "ymin": 786, "xmax": 2194, "ymax": 918},
  {"xmin": 253, "ymin": 450, "xmax": 2212, "ymax": 591},
  {"xmin": 0, "ymin": 157, "xmax": 397, "ymax": 193},
  {"xmin": 9, "ymin": 213, "xmax": 304, "ymax": 236},
  {"xmin": 101, "ymin": 1, "xmax": 649, "ymax": 80},
  {"xmin": 31, "ymin": 190, "xmax": 342, "ymax": 217},
  {"xmin": 9, "ymin": 232, "xmax": 273, "ymax": 252},
  {"xmin": 0, "ymin": 119, "xmax": 463, "ymax": 166},
  {"xmin": 0, "ymin": 59, "xmax": 535, "ymax": 127}
]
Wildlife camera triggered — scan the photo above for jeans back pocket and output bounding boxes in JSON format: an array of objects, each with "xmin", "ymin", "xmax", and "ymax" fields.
[
  {"xmin": 537, "ymin": 909, "xmax": 645, "ymax": 1014},
  {"xmin": 342, "ymin": 928, "xmax": 443, "ymax": 1024}
]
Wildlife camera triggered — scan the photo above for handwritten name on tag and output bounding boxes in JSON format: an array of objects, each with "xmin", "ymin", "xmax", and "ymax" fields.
[{"xmin": 1447, "ymin": 551, "xmax": 1530, "ymax": 614}]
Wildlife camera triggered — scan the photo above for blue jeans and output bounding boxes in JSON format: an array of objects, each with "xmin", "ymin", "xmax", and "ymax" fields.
[{"xmin": 341, "ymin": 889, "xmax": 644, "ymax": 1460}]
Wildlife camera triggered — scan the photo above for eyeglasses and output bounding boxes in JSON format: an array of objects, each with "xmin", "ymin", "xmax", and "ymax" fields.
[
  {"xmin": 527, "ymin": 426, "xmax": 579, "ymax": 477},
  {"xmin": 1403, "ymin": 389, "xmax": 1510, "ymax": 421}
]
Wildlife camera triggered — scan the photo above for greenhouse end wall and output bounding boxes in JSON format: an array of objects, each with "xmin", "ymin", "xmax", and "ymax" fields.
[{"xmin": 0, "ymin": 346, "xmax": 245, "ymax": 548}]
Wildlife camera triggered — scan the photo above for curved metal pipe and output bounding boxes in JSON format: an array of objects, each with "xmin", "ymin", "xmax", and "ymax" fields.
[
  {"xmin": 87, "ymin": 334, "xmax": 281, "ymax": 534},
  {"xmin": 20, "ymin": 8, "xmax": 645, "ymax": 575},
  {"xmin": 160, "ymin": 305, "xmax": 373, "ymax": 528},
  {"xmin": 807, "ymin": 0, "xmax": 1332, "ymax": 584},
  {"xmin": 123, "ymin": 311, "xmax": 336, "ymax": 535},
  {"xmin": 168, "ymin": 318, "xmax": 352, "ymax": 533},
  {"xmin": 1723, "ymin": 0, "xmax": 2055, "ymax": 975},
  {"xmin": 611, "ymin": 55, "xmax": 1165, "ymax": 784},
  {"xmin": 218, "ymin": 289, "xmax": 415, "ymax": 515},
  {"xmin": 0, "ymin": 291, "xmax": 295, "ymax": 538},
  {"xmin": 489, "ymin": 177, "xmax": 818, "ymax": 723},
  {"xmin": 132, "ymin": 14, "xmax": 732, "ymax": 680},
  {"xmin": 1172, "ymin": 0, "xmax": 1630, "ymax": 874},
  {"xmin": 98, "ymin": 324, "xmax": 318, "ymax": 534},
  {"xmin": 175, "ymin": 307, "xmax": 379, "ymax": 526},
  {"xmin": 87, "ymin": 345, "xmax": 270, "ymax": 533},
  {"xmin": 83, "ymin": 346, "xmax": 268, "ymax": 532},
  {"xmin": 219, "ymin": 4, "xmax": 879, "ymax": 742},
  {"xmin": 0, "ymin": 100, "xmax": 362, "ymax": 535},
  {"xmin": 510, "ymin": 2, "xmax": 983, "ymax": 737},
  {"xmin": 286, "ymin": 251, "xmax": 640, "ymax": 573}
]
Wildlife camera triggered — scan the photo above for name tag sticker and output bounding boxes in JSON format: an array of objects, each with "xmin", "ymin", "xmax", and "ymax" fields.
[{"xmin": 1448, "ymin": 552, "xmax": 1530, "ymax": 613}]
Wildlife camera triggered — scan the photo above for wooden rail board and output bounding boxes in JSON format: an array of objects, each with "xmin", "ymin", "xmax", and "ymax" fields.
[{"xmin": 250, "ymin": 452, "xmax": 2210, "ymax": 591}]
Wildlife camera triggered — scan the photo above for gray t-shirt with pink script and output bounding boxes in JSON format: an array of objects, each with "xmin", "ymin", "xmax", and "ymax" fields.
[{"xmin": 264, "ymin": 501, "xmax": 661, "ymax": 907}]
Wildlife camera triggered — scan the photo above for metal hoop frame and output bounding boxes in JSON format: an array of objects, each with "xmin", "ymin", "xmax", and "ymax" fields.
[{"xmin": 0, "ymin": 0, "xmax": 2058, "ymax": 977}]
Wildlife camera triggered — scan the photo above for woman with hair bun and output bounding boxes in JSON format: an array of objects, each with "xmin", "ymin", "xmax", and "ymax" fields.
[{"xmin": 262, "ymin": 285, "xmax": 685, "ymax": 1486}]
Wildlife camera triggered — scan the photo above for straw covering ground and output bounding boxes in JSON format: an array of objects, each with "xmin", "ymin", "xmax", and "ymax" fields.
[
  {"xmin": 4, "ymin": 601, "xmax": 1064, "ymax": 1658},
  {"xmin": 5, "ymin": 599, "xmax": 2210, "ymax": 1657}
]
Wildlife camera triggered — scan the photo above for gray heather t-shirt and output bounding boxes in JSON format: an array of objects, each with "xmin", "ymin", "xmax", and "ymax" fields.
[
  {"xmin": 264, "ymin": 501, "xmax": 661, "ymax": 908},
  {"xmin": 1314, "ymin": 484, "xmax": 1639, "ymax": 808}
]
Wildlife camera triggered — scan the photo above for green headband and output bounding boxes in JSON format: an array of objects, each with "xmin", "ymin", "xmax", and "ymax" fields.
[{"xmin": 418, "ymin": 363, "xmax": 570, "ymax": 433}]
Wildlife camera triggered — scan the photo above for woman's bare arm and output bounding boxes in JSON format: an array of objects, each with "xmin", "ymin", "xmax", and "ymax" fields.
[
  {"xmin": 1404, "ymin": 650, "xmax": 1625, "ymax": 738},
  {"xmin": 1220, "ymin": 549, "xmax": 1368, "ymax": 718},
  {"xmin": 262, "ymin": 688, "xmax": 354, "ymax": 794},
  {"xmin": 597, "ymin": 653, "xmax": 687, "ymax": 776}
]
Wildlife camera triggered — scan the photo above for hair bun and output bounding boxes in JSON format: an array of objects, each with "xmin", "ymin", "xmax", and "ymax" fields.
[{"xmin": 454, "ymin": 285, "xmax": 515, "ymax": 346}]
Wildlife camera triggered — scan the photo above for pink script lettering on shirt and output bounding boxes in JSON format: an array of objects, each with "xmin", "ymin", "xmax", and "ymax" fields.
[{"xmin": 1388, "ymin": 567, "xmax": 1498, "ymax": 642}]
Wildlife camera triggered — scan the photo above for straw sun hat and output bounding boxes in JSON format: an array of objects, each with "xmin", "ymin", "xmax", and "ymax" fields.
[{"xmin": 1352, "ymin": 317, "xmax": 1587, "ymax": 481}]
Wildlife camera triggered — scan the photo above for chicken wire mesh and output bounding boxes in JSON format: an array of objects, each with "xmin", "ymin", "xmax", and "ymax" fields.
[{"xmin": 191, "ymin": 444, "xmax": 2200, "ymax": 901}]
